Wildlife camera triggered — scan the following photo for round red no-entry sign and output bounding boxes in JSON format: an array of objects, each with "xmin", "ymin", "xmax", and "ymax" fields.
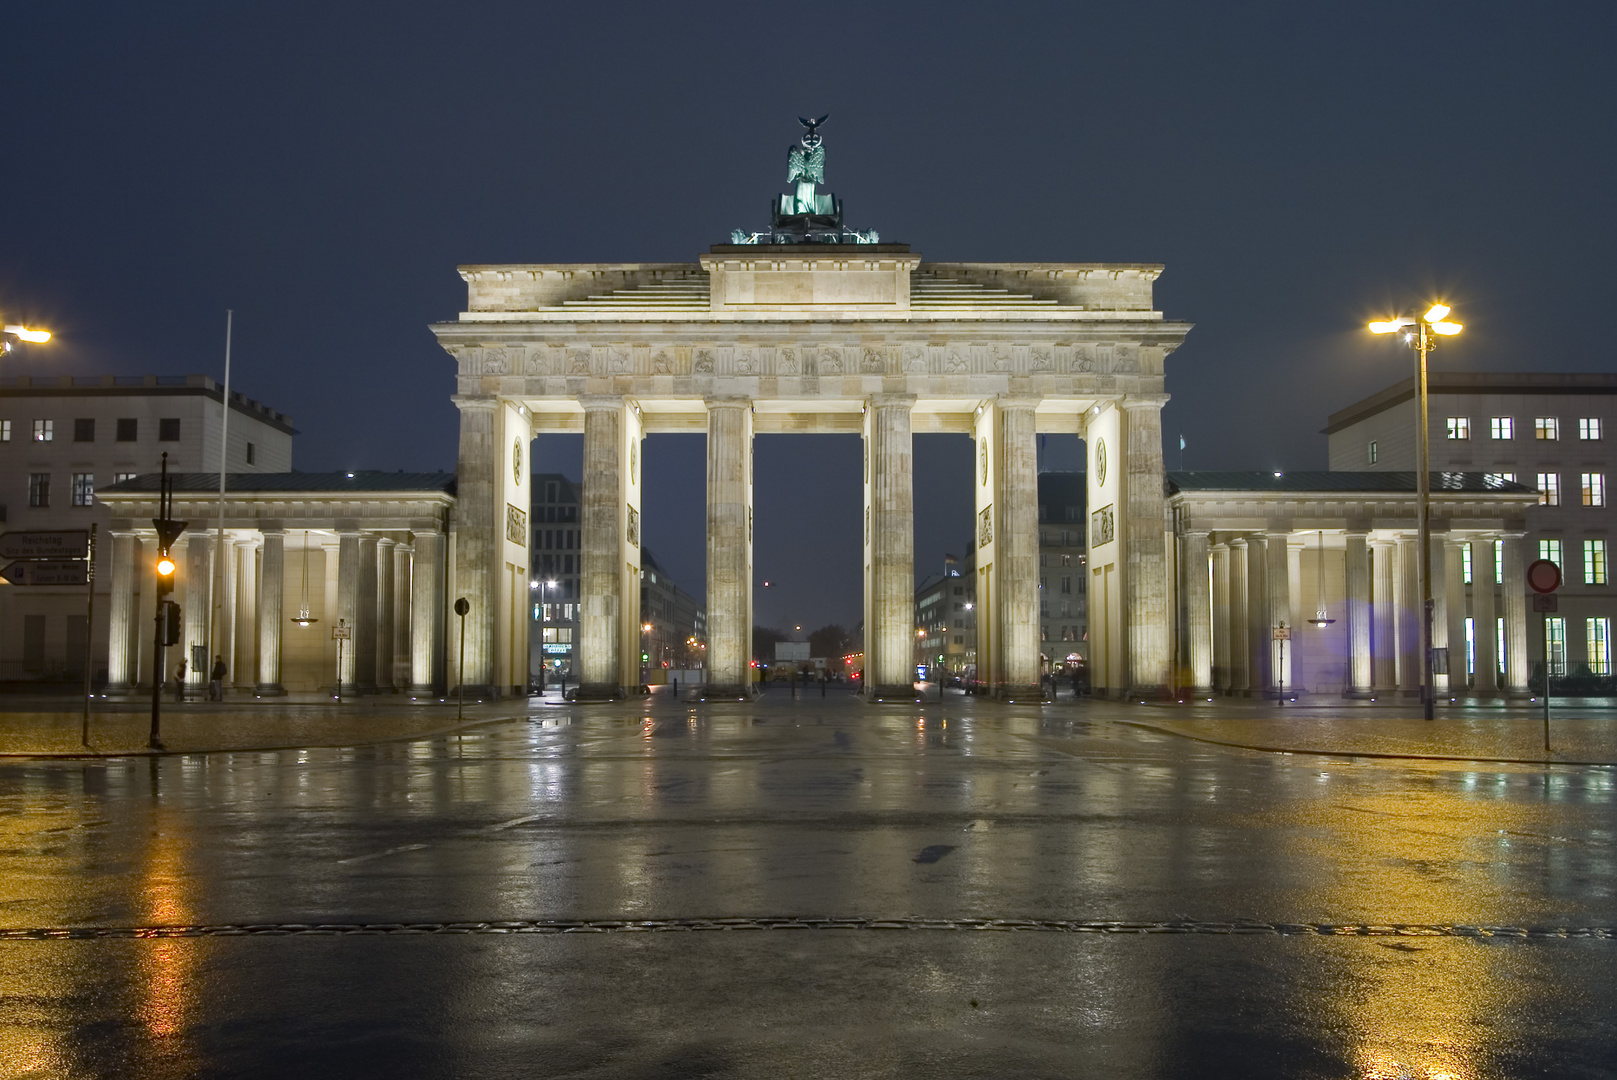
[{"xmin": 1527, "ymin": 559, "xmax": 1561, "ymax": 594}]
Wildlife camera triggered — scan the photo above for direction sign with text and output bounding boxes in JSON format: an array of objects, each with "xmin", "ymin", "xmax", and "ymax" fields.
[
  {"xmin": 1, "ymin": 560, "xmax": 89, "ymax": 586},
  {"xmin": 0, "ymin": 531, "xmax": 89, "ymax": 561}
]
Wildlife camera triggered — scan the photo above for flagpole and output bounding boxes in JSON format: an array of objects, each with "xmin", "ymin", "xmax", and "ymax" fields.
[{"xmin": 208, "ymin": 310, "xmax": 232, "ymax": 692}]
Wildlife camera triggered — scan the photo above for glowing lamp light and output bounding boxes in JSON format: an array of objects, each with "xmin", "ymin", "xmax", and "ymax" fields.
[
  {"xmin": 1367, "ymin": 320, "xmax": 1401, "ymax": 335},
  {"xmin": 4, "ymin": 325, "xmax": 52, "ymax": 343},
  {"xmin": 1423, "ymin": 303, "xmax": 1451, "ymax": 323},
  {"xmin": 1430, "ymin": 321, "xmax": 1463, "ymax": 336},
  {"xmin": 156, "ymin": 557, "xmax": 176, "ymax": 576}
]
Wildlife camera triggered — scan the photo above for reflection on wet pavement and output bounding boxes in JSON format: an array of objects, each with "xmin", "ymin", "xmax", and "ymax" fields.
[{"xmin": 0, "ymin": 696, "xmax": 1611, "ymax": 1077}]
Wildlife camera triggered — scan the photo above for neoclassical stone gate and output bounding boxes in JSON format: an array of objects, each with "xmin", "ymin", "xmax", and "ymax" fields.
[{"xmin": 432, "ymin": 246, "xmax": 1192, "ymax": 700}]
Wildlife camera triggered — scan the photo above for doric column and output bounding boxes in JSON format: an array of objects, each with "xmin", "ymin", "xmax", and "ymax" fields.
[
  {"xmin": 393, "ymin": 542, "xmax": 413, "ymax": 690},
  {"xmin": 452, "ymin": 395, "xmax": 499, "ymax": 696},
  {"xmin": 216, "ymin": 539, "xmax": 236, "ymax": 691},
  {"xmin": 994, "ymin": 399, "xmax": 1040, "ymax": 699},
  {"xmin": 1370, "ymin": 538, "xmax": 1396, "ymax": 691},
  {"xmin": 105, "ymin": 531, "xmax": 139, "ymax": 692},
  {"xmin": 335, "ymin": 531, "xmax": 361, "ymax": 694},
  {"xmin": 355, "ymin": 534, "xmax": 378, "ymax": 694},
  {"xmin": 1245, "ymin": 534, "xmax": 1269, "ymax": 693},
  {"xmin": 233, "ymin": 538, "xmax": 257, "ymax": 689},
  {"xmin": 1501, "ymin": 533, "xmax": 1529, "ymax": 695},
  {"xmin": 703, "ymin": 398, "xmax": 753, "ymax": 698},
  {"xmin": 1473, "ymin": 537, "xmax": 1498, "ymax": 693},
  {"xmin": 1265, "ymin": 531, "xmax": 1292, "ymax": 695},
  {"xmin": 1286, "ymin": 536, "xmax": 1305, "ymax": 693},
  {"xmin": 183, "ymin": 536, "xmax": 208, "ymax": 691},
  {"xmin": 376, "ymin": 538, "xmax": 395, "ymax": 692},
  {"xmin": 1211, "ymin": 541, "xmax": 1230, "ymax": 691},
  {"xmin": 410, "ymin": 529, "xmax": 446, "ymax": 694},
  {"xmin": 1345, "ymin": 531, "xmax": 1372, "ymax": 695},
  {"xmin": 1228, "ymin": 538, "xmax": 1249, "ymax": 692},
  {"xmin": 1443, "ymin": 538, "xmax": 1468, "ymax": 693},
  {"xmin": 1184, "ymin": 531, "xmax": 1212, "ymax": 693},
  {"xmin": 257, "ymin": 530, "xmax": 285, "ymax": 695},
  {"xmin": 1395, "ymin": 537, "xmax": 1420, "ymax": 692},
  {"xmin": 1122, "ymin": 397, "xmax": 1170, "ymax": 695},
  {"xmin": 580, "ymin": 399, "xmax": 628, "ymax": 699}
]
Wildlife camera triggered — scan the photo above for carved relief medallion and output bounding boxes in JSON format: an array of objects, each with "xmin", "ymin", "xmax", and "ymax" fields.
[
  {"xmin": 1095, "ymin": 437, "xmax": 1107, "ymax": 487},
  {"xmin": 512, "ymin": 438, "xmax": 523, "ymax": 485}
]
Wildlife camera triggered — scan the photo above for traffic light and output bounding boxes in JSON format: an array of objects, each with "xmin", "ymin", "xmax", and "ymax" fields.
[
  {"xmin": 156, "ymin": 549, "xmax": 177, "ymax": 598},
  {"xmin": 161, "ymin": 601, "xmax": 182, "ymax": 646}
]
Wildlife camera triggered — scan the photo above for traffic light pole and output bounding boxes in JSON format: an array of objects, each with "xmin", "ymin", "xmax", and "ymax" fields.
[{"xmin": 148, "ymin": 453, "xmax": 187, "ymax": 751}]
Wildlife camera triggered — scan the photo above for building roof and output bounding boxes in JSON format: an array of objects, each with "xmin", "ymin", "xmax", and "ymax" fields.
[
  {"xmin": 1323, "ymin": 372, "xmax": 1617, "ymax": 434},
  {"xmin": 100, "ymin": 471, "xmax": 456, "ymax": 495},
  {"xmin": 0, "ymin": 373, "xmax": 297, "ymax": 433},
  {"xmin": 1167, "ymin": 471, "xmax": 1537, "ymax": 495}
]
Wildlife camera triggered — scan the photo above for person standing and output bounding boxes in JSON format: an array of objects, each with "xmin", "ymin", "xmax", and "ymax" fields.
[
  {"xmin": 210, "ymin": 655, "xmax": 227, "ymax": 701},
  {"xmin": 173, "ymin": 660, "xmax": 187, "ymax": 702}
]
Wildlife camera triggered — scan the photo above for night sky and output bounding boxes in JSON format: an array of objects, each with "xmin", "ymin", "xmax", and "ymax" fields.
[{"xmin": 4, "ymin": 2, "xmax": 1612, "ymax": 633}]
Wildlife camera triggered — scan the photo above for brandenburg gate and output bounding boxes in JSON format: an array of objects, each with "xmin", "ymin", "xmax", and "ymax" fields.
[{"xmin": 431, "ymin": 120, "xmax": 1192, "ymax": 700}]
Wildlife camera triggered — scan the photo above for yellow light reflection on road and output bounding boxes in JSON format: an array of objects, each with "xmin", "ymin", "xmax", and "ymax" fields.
[{"xmin": 136, "ymin": 818, "xmax": 195, "ymax": 1041}]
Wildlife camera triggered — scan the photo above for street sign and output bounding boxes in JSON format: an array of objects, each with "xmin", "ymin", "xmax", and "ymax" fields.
[
  {"xmin": 1, "ymin": 560, "xmax": 88, "ymax": 585},
  {"xmin": 332, "ymin": 623, "xmax": 352, "ymax": 640},
  {"xmin": 1527, "ymin": 559, "xmax": 1562, "ymax": 594},
  {"xmin": 1272, "ymin": 626, "xmax": 1291, "ymax": 640},
  {"xmin": 0, "ymin": 530, "xmax": 89, "ymax": 560},
  {"xmin": 1533, "ymin": 593, "xmax": 1559, "ymax": 613}
]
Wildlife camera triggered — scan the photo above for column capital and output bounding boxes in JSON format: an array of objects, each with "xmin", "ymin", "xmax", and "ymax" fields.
[
  {"xmin": 991, "ymin": 394, "xmax": 1039, "ymax": 411},
  {"xmin": 703, "ymin": 395, "xmax": 752, "ymax": 410},
  {"xmin": 579, "ymin": 393, "xmax": 627, "ymax": 411},
  {"xmin": 1121, "ymin": 393, "xmax": 1171, "ymax": 411},
  {"xmin": 451, "ymin": 394, "xmax": 499, "ymax": 412}
]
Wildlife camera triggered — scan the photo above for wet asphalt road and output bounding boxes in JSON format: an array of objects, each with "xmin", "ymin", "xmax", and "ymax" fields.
[{"xmin": 0, "ymin": 689, "xmax": 1613, "ymax": 1078}]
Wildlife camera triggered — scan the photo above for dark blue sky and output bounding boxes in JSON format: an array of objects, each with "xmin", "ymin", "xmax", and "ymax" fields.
[{"xmin": 4, "ymin": 1, "xmax": 1612, "ymax": 631}]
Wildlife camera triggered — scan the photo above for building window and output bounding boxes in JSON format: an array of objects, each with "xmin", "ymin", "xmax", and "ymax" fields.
[
  {"xmin": 1538, "ymin": 473, "xmax": 1560, "ymax": 506},
  {"xmin": 1536, "ymin": 417, "xmax": 1559, "ymax": 440},
  {"xmin": 246, "ymin": 442, "xmax": 256, "ymax": 465},
  {"xmin": 1540, "ymin": 539, "xmax": 1562, "ymax": 566},
  {"xmin": 1546, "ymin": 617, "xmax": 1566, "ymax": 676},
  {"xmin": 33, "ymin": 419, "xmax": 53, "ymax": 442},
  {"xmin": 1585, "ymin": 539, "xmax": 1607, "ymax": 585},
  {"xmin": 1367, "ymin": 440, "xmax": 1378, "ymax": 464},
  {"xmin": 1485, "ymin": 472, "xmax": 1516, "ymax": 486},
  {"xmin": 158, "ymin": 418, "xmax": 181, "ymax": 442},
  {"xmin": 1494, "ymin": 539, "xmax": 1504, "ymax": 585},
  {"xmin": 1060, "ymin": 576, "xmax": 1071, "ymax": 594},
  {"xmin": 0, "ymin": 419, "xmax": 8, "ymax": 442},
  {"xmin": 73, "ymin": 418, "xmax": 95, "ymax": 442},
  {"xmin": 1497, "ymin": 619, "xmax": 1506, "ymax": 676},
  {"xmin": 115, "ymin": 472, "xmax": 137, "ymax": 484},
  {"xmin": 116, "ymin": 418, "xmax": 137, "ymax": 442},
  {"xmin": 1464, "ymin": 618, "xmax": 1475, "ymax": 675},
  {"xmin": 28, "ymin": 473, "xmax": 49, "ymax": 507},
  {"xmin": 1462, "ymin": 543, "xmax": 1472, "ymax": 584},
  {"xmin": 1587, "ymin": 617, "xmax": 1611, "ymax": 675},
  {"xmin": 1582, "ymin": 472, "xmax": 1606, "ymax": 507},
  {"xmin": 1579, "ymin": 418, "xmax": 1603, "ymax": 441},
  {"xmin": 71, "ymin": 473, "xmax": 94, "ymax": 507},
  {"xmin": 1490, "ymin": 417, "xmax": 1513, "ymax": 440},
  {"xmin": 1446, "ymin": 417, "xmax": 1469, "ymax": 440}
]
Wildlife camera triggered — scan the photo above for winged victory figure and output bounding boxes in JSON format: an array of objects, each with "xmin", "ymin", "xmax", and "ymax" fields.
[{"xmin": 786, "ymin": 115, "xmax": 829, "ymax": 214}]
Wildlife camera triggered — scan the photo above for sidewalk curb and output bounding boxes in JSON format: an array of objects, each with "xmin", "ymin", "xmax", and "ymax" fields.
[{"xmin": 1118, "ymin": 720, "xmax": 1617, "ymax": 769}]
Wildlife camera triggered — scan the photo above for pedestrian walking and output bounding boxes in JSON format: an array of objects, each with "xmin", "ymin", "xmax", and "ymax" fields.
[
  {"xmin": 173, "ymin": 660, "xmax": 187, "ymax": 702},
  {"xmin": 210, "ymin": 655, "xmax": 227, "ymax": 701}
]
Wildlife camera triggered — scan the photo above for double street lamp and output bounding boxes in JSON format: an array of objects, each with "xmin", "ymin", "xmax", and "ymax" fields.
[{"xmin": 1369, "ymin": 303, "xmax": 1464, "ymax": 720}]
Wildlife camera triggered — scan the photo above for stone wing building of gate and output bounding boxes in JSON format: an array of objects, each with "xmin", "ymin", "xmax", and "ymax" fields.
[{"xmin": 432, "ymin": 246, "xmax": 1192, "ymax": 700}]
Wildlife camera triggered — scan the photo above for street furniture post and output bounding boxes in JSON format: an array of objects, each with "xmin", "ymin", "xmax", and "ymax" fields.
[
  {"xmin": 454, "ymin": 597, "xmax": 470, "ymax": 719},
  {"xmin": 1527, "ymin": 559, "xmax": 1562, "ymax": 754},
  {"xmin": 149, "ymin": 453, "xmax": 187, "ymax": 750},
  {"xmin": 82, "ymin": 524, "xmax": 96, "ymax": 745}
]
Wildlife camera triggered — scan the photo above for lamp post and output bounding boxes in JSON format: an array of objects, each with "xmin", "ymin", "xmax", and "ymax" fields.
[
  {"xmin": 532, "ymin": 578, "xmax": 556, "ymax": 695},
  {"xmin": 1370, "ymin": 304, "xmax": 1464, "ymax": 720}
]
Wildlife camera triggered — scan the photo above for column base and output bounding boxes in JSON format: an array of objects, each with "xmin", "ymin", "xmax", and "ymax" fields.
[
  {"xmin": 994, "ymin": 684, "xmax": 1047, "ymax": 703},
  {"xmin": 1125, "ymin": 685, "xmax": 1171, "ymax": 701},
  {"xmin": 571, "ymin": 683, "xmax": 625, "ymax": 702},
  {"xmin": 865, "ymin": 684, "xmax": 920, "ymax": 702},
  {"xmin": 447, "ymin": 684, "xmax": 501, "ymax": 701},
  {"xmin": 254, "ymin": 683, "xmax": 287, "ymax": 697},
  {"xmin": 699, "ymin": 684, "xmax": 754, "ymax": 701},
  {"xmin": 407, "ymin": 684, "xmax": 444, "ymax": 698}
]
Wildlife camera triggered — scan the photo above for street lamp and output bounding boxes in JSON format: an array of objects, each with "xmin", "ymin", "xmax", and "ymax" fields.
[
  {"xmin": 1369, "ymin": 302, "xmax": 1464, "ymax": 720},
  {"xmin": 2, "ymin": 323, "xmax": 52, "ymax": 354}
]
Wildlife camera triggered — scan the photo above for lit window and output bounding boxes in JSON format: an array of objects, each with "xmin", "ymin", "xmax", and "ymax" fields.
[
  {"xmin": 71, "ymin": 473, "xmax": 94, "ymax": 507},
  {"xmin": 1585, "ymin": 539, "xmax": 1607, "ymax": 585},
  {"xmin": 1490, "ymin": 417, "xmax": 1513, "ymax": 440},
  {"xmin": 1495, "ymin": 539, "xmax": 1504, "ymax": 585},
  {"xmin": 1545, "ymin": 617, "xmax": 1566, "ymax": 676},
  {"xmin": 1367, "ymin": 440, "xmax": 1378, "ymax": 464},
  {"xmin": 1579, "ymin": 418, "xmax": 1603, "ymax": 441},
  {"xmin": 115, "ymin": 472, "xmax": 137, "ymax": 484},
  {"xmin": 1497, "ymin": 619, "xmax": 1506, "ymax": 677},
  {"xmin": 1446, "ymin": 417, "xmax": 1469, "ymax": 440},
  {"xmin": 1538, "ymin": 473, "xmax": 1560, "ymax": 506},
  {"xmin": 1485, "ymin": 473, "xmax": 1516, "ymax": 486},
  {"xmin": 0, "ymin": 419, "xmax": 9, "ymax": 442},
  {"xmin": 1462, "ymin": 543, "xmax": 1472, "ymax": 584},
  {"xmin": 32, "ymin": 419, "xmax": 53, "ymax": 442},
  {"xmin": 1464, "ymin": 618, "xmax": 1475, "ymax": 675},
  {"xmin": 28, "ymin": 473, "xmax": 49, "ymax": 507},
  {"xmin": 1587, "ymin": 617, "xmax": 1611, "ymax": 675},
  {"xmin": 1535, "ymin": 417, "xmax": 1559, "ymax": 440},
  {"xmin": 1539, "ymin": 539, "xmax": 1562, "ymax": 566},
  {"xmin": 1582, "ymin": 473, "xmax": 1606, "ymax": 507}
]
